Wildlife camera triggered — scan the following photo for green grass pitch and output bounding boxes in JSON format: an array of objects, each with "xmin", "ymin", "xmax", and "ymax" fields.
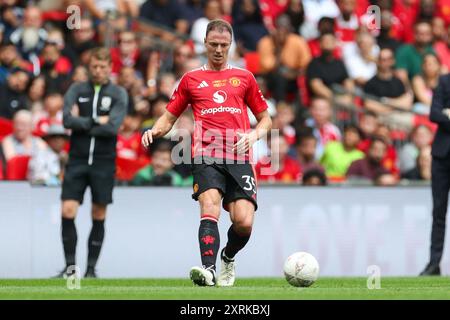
[{"xmin": 0, "ymin": 277, "xmax": 449, "ymax": 299}]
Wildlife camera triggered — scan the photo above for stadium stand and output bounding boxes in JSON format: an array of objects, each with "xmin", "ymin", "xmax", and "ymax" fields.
[{"xmin": 0, "ymin": 0, "xmax": 441, "ymax": 187}]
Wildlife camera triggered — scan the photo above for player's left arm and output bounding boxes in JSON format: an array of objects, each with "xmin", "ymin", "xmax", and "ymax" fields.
[{"xmin": 88, "ymin": 88, "xmax": 128, "ymax": 137}]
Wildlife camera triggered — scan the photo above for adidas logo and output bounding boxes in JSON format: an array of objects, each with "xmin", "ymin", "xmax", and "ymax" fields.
[{"xmin": 197, "ymin": 81, "xmax": 209, "ymax": 88}]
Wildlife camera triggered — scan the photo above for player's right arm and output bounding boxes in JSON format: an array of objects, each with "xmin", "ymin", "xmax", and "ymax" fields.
[
  {"xmin": 141, "ymin": 74, "xmax": 192, "ymax": 148},
  {"xmin": 63, "ymin": 83, "xmax": 94, "ymax": 131},
  {"xmin": 141, "ymin": 110, "xmax": 178, "ymax": 148},
  {"xmin": 430, "ymin": 75, "xmax": 450, "ymax": 132}
]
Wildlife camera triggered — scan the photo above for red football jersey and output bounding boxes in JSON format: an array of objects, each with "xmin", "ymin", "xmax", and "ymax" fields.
[{"xmin": 166, "ymin": 65, "xmax": 268, "ymax": 161}]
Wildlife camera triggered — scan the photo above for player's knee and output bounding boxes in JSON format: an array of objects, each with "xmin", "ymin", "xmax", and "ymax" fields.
[
  {"xmin": 234, "ymin": 219, "xmax": 253, "ymax": 236},
  {"xmin": 200, "ymin": 201, "xmax": 221, "ymax": 215},
  {"xmin": 92, "ymin": 204, "xmax": 107, "ymax": 220},
  {"xmin": 61, "ymin": 201, "xmax": 78, "ymax": 218},
  {"xmin": 199, "ymin": 194, "xmax": 221, "ymax": 215}
]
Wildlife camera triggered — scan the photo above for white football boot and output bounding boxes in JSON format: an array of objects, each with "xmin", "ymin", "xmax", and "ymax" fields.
[
  {"xmin": 217, "ymin": 249, "xmax": 236, "ymax": 287},
  {"xmin": 190, "ymin": 266, "xmax": 216, "ymax": 286}
]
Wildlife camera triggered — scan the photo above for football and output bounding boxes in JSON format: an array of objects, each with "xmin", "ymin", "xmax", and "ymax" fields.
[{"xmin": 283, "ymin": 252, "xmax": 320, "ymax": 287}]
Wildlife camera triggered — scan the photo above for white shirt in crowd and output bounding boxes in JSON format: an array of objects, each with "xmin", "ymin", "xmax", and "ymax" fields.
[
  {"xmin": 300, "ymin": 0, "xmax": 340, "ymax": 40},
  {"xmin": 343, "ymin": 42, "xmax": 379, "ymax": 83}
]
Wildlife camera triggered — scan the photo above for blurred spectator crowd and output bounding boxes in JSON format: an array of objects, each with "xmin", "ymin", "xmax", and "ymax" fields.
[{"xmin": 0, "ymin": 0, "xmax": 444, "ymax": 187}]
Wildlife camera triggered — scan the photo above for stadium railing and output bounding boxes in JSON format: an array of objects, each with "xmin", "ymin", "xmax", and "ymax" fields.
[{"xmin": 331, "ymin": 84, "xmax": 435, "ymax": 149}]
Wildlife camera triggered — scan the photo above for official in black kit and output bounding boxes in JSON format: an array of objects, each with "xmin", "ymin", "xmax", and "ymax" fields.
[
  {"xmin": 55, "ymin": 47, "xmax": 128, "ymax": 278},
  {"xmin": 421, "ymin": 73, "xmax": 450, "ymax": 276}
]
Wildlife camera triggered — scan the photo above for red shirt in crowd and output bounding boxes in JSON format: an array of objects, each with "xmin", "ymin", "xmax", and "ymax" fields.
[
  {"xmin": 166, "ymin": 64, "xmax": 268, "ymax": 161},
  {"xmin": 355, "ymin": 0, "xmax": 370, "ymax": 17},
  {"xmin": 392, "ymin": 0, "xmax": 420, "ymax": 43},
  {"xmin": 335, "ymin": 14, "xmax": 360, "ymax": 43},
  {"xmin": 34, "ymin": 112, "xmax": 63, "ymax": 137},
  {"xmin": 434, "ymin": 41, "xmax": 450, "ymax": 72},
  {"xmin": 281, "ymin": 125, "xmax": 296, "ymax": 146},
  {"xmin": 39, "ymin": 56, "xmax": 72, "ymax": 75},
  {"xmin": 110, "ymin": 47, "xmax": 140, "ymax": 76},
  {"xmin": 258, "ymin": 0, "xmax": 290, "ymax": 31},
  {"xmin": 436, "ymin": 0, "xmax": 450, "ymax": 25},
  {"xmin": 316, "ymin": 122, "xmax": 342, "ymax": 147},
  {"xmin": 308, "ymin": 39, "xmax": 342, "ymax": 59},
  {"xmin": 255, "ymin": 155, "xmax": 301, "ymax": 183},
  {"xmin": 117, "ymin": 132, "xmax": 148, "ymax": 160}
]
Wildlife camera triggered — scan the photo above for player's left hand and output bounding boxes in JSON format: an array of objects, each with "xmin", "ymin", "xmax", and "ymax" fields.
[{"xmin": 233, "ymin": 131, "xmax": 258, "ymax": 155}]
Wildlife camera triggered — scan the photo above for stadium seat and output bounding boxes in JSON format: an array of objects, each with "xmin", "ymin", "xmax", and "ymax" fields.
[
  {"xmin": 0, "ymin": 118, "xmax": 13, "ymax": 142},
  {"xmin": 116, "ymin": 157, "xmax": 151, "ymax": 182},
  {"xmin": 6, "ymin": 155, "xmax": 31, "ymax": 181},
  {"xmin": 41, "ymin": 10, "xmax": 69, "ymax": 22},
  {"xmin": 244, "ymin": 52, "xmax": 261, "ymax": 75}
]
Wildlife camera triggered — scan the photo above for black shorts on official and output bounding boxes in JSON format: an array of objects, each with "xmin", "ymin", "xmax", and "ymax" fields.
[
  {"xmin": 191, "ymin": 157, "xmax": 258, "ymax": 212},
  {"xmin": 61, "ymin": 158, "xmax": 116, "ymax": 205}
]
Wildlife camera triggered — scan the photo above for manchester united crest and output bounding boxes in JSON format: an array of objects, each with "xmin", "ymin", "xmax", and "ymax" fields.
[{"xmin": 229, "ymin": 77, "xmax": 240, "ymax": 87}]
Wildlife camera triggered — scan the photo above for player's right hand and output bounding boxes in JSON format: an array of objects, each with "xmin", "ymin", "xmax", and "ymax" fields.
[
  {"xmin": 141, "ymin": 128, "xmax": 162, "ymax": 149},
  {"xmin": 141, "ymin": 129, "xmax": 154, "ymax": 149}
]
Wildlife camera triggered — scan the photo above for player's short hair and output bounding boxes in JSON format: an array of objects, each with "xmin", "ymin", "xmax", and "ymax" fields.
[
  {"xmin": 205, "ymin": 19, "xmax": 233, "ymax": 38},
  {"xmin": 90, "ymin": 47, "xmax": 111, "ymax": 64}
]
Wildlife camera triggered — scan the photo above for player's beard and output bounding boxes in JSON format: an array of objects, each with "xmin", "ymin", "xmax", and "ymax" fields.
[{"xmin": 22, "ymin": 27, "xmax": 40, "ymax": 51}]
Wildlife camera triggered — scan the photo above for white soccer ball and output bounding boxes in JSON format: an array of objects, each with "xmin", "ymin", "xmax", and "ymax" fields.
[{"xmin": 283, "ymin": 252, "xmax": 320, "ymax": 287}]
